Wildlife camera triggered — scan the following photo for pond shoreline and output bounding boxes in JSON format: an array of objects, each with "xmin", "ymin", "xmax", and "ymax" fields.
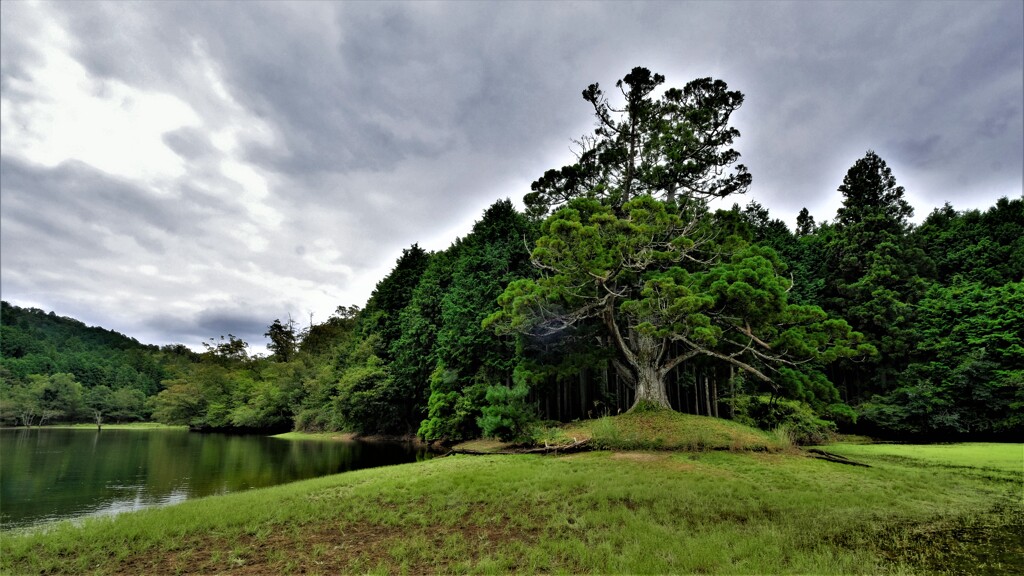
[
  {"xmin": 0, "ymin": 422, "xmax": 186, "ymax": 431},
  {"xmin": 3, "ymin": 423, "xmax": 435, "ymax": 447}
]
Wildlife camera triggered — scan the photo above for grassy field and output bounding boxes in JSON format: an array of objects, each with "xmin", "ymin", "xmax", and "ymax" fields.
[
  {"xmin": 823, "ymin": 441, "xmax": 1024, "ymax": 472},
  {"xmin": 2, "ymin": 416, "xmax": 1021, "ymax": 575}
]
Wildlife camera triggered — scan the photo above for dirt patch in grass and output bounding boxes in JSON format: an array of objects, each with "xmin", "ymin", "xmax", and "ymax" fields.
[
  {"xmin": 106, "ymin": 512, "xmax": 543, "ymax": 575},
  {"xmin": 450, "ymin": 438, "xmax": 518, "ymax": 453},
  {"xmin": 111, "ymin": 524, "xmax": 387, "ymax": 575},
  {"xmin": 610, "ymin": 451, "xmax": 666, "ymax": 462}
]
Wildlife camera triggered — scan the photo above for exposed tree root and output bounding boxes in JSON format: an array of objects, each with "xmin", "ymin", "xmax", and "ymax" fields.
[{"xmin": 451, "ymin": 438, "xmax": 592, "ymax": 455}]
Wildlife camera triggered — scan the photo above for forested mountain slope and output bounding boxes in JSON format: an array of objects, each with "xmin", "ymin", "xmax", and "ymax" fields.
[{"xmin": 0, "ymin": 301, "xmax": 166, "ymax": 425}]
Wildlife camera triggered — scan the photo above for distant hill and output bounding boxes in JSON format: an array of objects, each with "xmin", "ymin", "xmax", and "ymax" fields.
[
  {"xmin": 1, "ymin": 301, "xmax": 156, "ymax": 356},
  {"xmin": 1, "ymin": 300, "xmax": 165, "ymax": 401}
]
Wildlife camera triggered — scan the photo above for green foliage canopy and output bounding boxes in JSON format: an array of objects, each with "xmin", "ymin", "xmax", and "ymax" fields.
[{"xmin": 488, "ymin": 195, "xmax": 871, "ymax": 410}]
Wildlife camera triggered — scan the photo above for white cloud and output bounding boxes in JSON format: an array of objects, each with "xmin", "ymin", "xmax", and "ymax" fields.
[{"xmin": 0, "ymin": 11, "xmax": 199, "ymax": 184}]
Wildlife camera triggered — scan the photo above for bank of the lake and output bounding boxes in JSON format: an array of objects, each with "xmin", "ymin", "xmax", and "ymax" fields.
[
  {"xmin": 272, "ymin": 430, "xmax": 358, "ymax": 441},
  {"xmin": 39, "ymin": 422, "xmax": 187, "ymax": 431},
  {"xmin": 272, "ymin": 430, "xmax": 432, "ymax": 448},
  {"xmin": 4, "ymin": 439, "xmax": 1021, "ymax": 575},
  {"xmin": 0, "ymin": 427, "xmax": 431, "ymax": 531}
]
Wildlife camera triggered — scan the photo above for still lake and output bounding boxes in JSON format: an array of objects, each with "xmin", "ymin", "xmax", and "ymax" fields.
[{"xmin": 0, "ymin": 428, "xmax": 432, "ymax": 531}]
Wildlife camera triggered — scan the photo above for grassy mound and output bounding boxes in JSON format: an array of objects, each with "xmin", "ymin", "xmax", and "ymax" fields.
[{"xmin": 546, "ymin": 408, "xmax": 790, "ymax": 452}]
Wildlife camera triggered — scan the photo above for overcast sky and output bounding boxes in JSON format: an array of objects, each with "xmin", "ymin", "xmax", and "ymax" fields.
[{"xmin": 2, "ymin": 1, "xmax": 1021, "ymax": 353}]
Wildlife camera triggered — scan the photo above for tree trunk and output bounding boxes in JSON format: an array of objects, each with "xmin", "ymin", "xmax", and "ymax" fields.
[
  {"xmin": 693, "ymin": 369, "xmax": 700, "ymax": 415},
  {"xmin": 564, "ymin": 379, "xmax": 571, "ymax": 419},
  {"xmin": 683, "ymin": 375, "xmax": 689, "ymax": 414},
  {"xmin": 630, "ymin": 362, "xmax": 670, "ymax": 410},
  {"xmin": 627, "ymin": 330, "xmax": 671, "ymax": 411},
  {"xmin": 703, "ymin": 369, "xmax": 712, "ymax": 417},
  {"xmin": 729, "ymin": 366, "xmax": 735, "ymax": 420},
  {"xmin": 557, "ymin": 379, "xmax": 565, "ymax": 420},
  {"xmin": 600, "ymin": 362, "xmax": 609, "ymax": 413},
  {"xmin": 712, "ymin": 369, "xmax": 719, "ymax": 418},
  {"xmin": 579, "ymin": 368, "xmax": 587, "ymax": 418},
  {"xmin": 615, "ymin": 371, "xmax": 622, "ymax": 413}
]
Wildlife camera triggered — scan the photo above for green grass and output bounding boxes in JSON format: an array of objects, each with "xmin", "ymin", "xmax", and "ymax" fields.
[
  {"xmin": 822, "ymin": 442, "xmax": 1024, "ymax": 474},
  {"xmin": 41, "ymin": 422, "xmax": 186, "ymax": 431},
  {"xmin": 4, "ymin": 441, "xmax": 1020, "ymax": 574}
]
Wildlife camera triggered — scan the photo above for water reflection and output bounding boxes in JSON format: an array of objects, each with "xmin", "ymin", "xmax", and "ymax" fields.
[{"xmin": 0, "ymin": 428, "xmax": 431, "ymax": 530}]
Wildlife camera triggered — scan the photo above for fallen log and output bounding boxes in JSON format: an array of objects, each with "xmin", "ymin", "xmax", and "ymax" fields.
[
  {"xmin": 805, "ymin": 448, "xmax": 871, "ymax": 467},
  {"xmin": 451, "ymin": 438, "xmax": 592, "ymax": 455}
]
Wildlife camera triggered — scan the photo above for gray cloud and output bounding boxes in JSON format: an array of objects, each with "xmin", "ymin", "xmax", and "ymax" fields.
[
  {"xmin": 162, "ymin": 127, "xmax": 216, "ymax": 162},
  {"xmin": 1, "ymin": 0, "xmax": 1020, "ymax": 352},
  {"xmin": 146, "ymin": 308, "xmax": 275, "ymax": 351},
  {"xmin": 2, "ymin": 158, "xmax": 172, "ymax": 255}
]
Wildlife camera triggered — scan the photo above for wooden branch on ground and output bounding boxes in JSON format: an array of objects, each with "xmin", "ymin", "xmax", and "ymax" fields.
[
  {"xmin": 804, "ymin": 448, "xmax": 871, "ymax": 467},
  {"xmin": 519, "ymin": 438, "xmax": 592, "ymax": 454}
]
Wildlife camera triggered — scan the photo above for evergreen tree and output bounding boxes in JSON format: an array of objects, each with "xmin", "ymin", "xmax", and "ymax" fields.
[
  {"xmin": 525, "ymin": 68, "xmax": 750, "ymax": 218},
  {"xmin": 495, "ymin": 70, "xmax": 868, "ymax": 415},
  {"xmin": 795, "ymin": 207, "xmax": 816, "ymax": 237},
  {"xmin": 265, "ymin": 318, "xmax": 298, "ymax": 362},
  {"xmin": 389, "ymin": 245, "xmax": 462, "ymax": 433},
  {"xmin": 834, "ymin": 151, "xmax": 913, "ymax": 235},
  {"xmin": 361, "ymin": 244, "xmax": 431, "ymax": 363},
  {"xmin": 861, "ymin": 281, "xmax": 1024, "ymax": 437},
  {"xmin": 823, "ymin": 151, "xmax": 929, "ymax": 399},
  {"xmin": 915, "ymin": 197, "xmax": 1024, "ymax": 286},
  {"xmin": 419, "ymin": 199, "xmax": 536, "ymax": 441}
]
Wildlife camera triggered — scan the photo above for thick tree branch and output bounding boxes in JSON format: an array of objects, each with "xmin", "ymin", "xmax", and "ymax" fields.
[{"xmin": 675, "ymin": 335, "xmax": 774, "ymax": 383}]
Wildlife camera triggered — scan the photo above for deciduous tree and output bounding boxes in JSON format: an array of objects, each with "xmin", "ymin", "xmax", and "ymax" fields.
[{"xmin": 84, "ymin": 385, "xmax": 114, "ymax": 429}]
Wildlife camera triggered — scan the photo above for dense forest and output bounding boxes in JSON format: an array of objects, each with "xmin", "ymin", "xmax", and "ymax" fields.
[{"xmin": 2, "ymin": 67, "xmax": 1021, "ymax": 442}]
